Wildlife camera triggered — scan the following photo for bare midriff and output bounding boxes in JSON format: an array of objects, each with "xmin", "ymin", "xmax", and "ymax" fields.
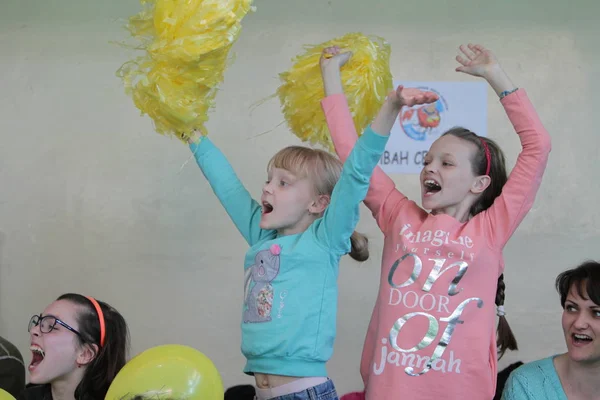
[{"xmin": 254, "ymin": 373, "xmax": 300, "ymax": 389}]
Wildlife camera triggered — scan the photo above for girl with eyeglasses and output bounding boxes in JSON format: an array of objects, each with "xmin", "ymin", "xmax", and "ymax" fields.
[{"xmin": 19, "ymin": 293, "xmax": 130, "ymax": 400}]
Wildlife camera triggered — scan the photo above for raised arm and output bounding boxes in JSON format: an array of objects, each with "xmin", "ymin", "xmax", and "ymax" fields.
[
  {"xmin": 455, "ymin": 44, "xmax": 552, "ymax": 247},
  {"xmin": 316, "ymin": 85, "xmax": 436, "ymax": 253},
  {"xmin": 315, "ymin": 125, "xmax": 390, "ymax": 254},
  {"xmin": 483, "ymin": 88, "xmax": 551, "ymax": 247},
  {"xmin": 188, "ymin": 132, "xmax": 275, "ymax": 246},
  {"xmin": 320, "ymin": 47, "xmax": 437, "ymax": 231}
]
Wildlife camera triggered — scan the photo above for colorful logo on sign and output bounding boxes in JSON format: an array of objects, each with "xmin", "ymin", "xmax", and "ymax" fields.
[{"xmin": 399, "ymin": 88, "xmax": 448, "ymax": 141}]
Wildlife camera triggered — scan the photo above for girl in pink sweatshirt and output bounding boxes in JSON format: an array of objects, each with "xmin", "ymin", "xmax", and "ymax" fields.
[{"xmin": 319, "ymin": 43, "xmax": 551, "ymax": 399}]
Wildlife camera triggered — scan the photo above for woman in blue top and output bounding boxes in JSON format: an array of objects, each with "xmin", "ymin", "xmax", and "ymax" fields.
[
  {"xmin": 187, "ymin": 86, "xmax": 437, "ymax": 400},
  {"xmin": 502, "ymin": 260, "xmax": 600, "ymax": 400}
]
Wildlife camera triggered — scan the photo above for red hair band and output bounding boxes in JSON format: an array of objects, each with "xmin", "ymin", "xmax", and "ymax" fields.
[
  {"xmin": 85, "ymin": 296, "xmax": 106, "ymax": 347},
  {"xmin": 480, "ymin": 137, "xmax": 491, "ymax": 176}
]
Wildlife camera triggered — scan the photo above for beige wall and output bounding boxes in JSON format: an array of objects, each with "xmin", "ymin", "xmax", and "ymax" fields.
[{"xmin": 1, "ymin": 0, "xmax": 599, "ymax": 394}]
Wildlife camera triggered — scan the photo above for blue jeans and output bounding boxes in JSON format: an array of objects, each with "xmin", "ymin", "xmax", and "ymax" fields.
[{"xmin": 260, "ymin": 379, "xmax": 338, "ymax": 400}]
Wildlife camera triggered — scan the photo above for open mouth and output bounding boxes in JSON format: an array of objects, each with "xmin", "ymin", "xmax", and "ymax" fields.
[
  {"xmin": 262, "ymin": 201, "xmax": 274, "ymax": 214},
  {"xmin": 572, "ymin": 333, "xmax": 593, "ymax": 345},
  {"xmin": 423, "ymin": 179, "xmax": 442, "ymax": 195},
  {"xmin": 29, "ymin": 345, "xmax": 45, "ymax": 371}
]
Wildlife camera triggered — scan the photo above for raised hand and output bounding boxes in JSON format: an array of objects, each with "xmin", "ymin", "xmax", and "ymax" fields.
[
  {"xmin": 455, "ymin": 43, "xmax": 516, "ymax": 96},
  {"xmin": 320, "ymin": 46, "xmax": 353, "ymax": 95},
  {"xmin": 320, "ymin": 46, "xmax": 352, "ymax": 71},
  {"xmin": 455, "ymin": 44, "xmax": 500, "ymax": 78},
  {"xmin": 187, "ymin": 129, "xmax": 202, "ymax": 144},
  {"xmin": 388, "ymin": 85, "xmax": 439, "ymax": 109},
  {"xmin": 372, "ymin": 86, "xmax": 439, "ymax": 136}
]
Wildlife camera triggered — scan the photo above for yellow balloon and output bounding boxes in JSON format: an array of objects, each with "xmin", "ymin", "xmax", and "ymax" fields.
[
  {"xmin": 0, "ymin": 389, "xmax": 15, "ymax": 400},
  {"xmin": 105, "ymin": 344, "xmax": 224, "ymax": 400}
]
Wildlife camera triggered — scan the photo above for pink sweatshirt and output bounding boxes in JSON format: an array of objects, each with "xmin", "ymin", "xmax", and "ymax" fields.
[{"xmin": 321, "ymin": 89, "xmax": 551, "ymax": 399}]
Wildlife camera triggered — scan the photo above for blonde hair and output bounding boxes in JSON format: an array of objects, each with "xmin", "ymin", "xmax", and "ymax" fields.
[{"xmin": 267, "ymin": 146, "xmax": 369, "ymax": 262}]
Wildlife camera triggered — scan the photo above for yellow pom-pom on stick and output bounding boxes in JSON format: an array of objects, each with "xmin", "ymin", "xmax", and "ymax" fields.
[
  {"xmin": 276, "ymin": 33, "xmax": 393, "ymax": 151},
  {"xmin": 117, "ymin": 0, "xmax": 255, "ymax": 143}
]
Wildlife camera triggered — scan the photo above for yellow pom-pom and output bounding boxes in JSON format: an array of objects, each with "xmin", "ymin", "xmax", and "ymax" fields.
[
  {"xmin": 276, "ymin": 33, "xmax": 393, "ymax": 151},
  {"xmin": 117, "ymin": 0, "xmax": 255, "ymax": 143}
]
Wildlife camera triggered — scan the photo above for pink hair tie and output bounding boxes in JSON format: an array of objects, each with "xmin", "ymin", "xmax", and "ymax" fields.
[{"xmin": 480, "ymin": 137, "xmax": 491, "ymax": 176}]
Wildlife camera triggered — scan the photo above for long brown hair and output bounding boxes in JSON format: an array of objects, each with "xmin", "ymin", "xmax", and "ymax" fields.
[
  {"xmin": 442, "ymin": 128, "xmax": 516, "ymax": 359},
  {"xmin": 268, "ymin": 146, "xmax": 369, "ymax": 261},
  {"xmin": 58, "ymin": 293, "xmax": 130, "ymax": 400}
]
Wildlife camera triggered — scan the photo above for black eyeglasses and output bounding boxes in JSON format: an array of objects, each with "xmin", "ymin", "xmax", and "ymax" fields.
[{"xmin": 28, "ymin": 314, "xmax": 82, "ymax": 338}]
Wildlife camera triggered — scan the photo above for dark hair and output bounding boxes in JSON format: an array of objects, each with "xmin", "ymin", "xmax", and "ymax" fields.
[
  {"xmin": 555, "ymin": 260, "xmax": 600, "ymax": 307},
  {"xmin": 57, "ymin": 293, "xmax": 130, "ymax": 400},
  {"xmin": 495, "ymin": 274, "xmax": 518, "ymax": 359},
  {"xmin": 225, "ymin": 385, "xmax": 256, "ymax": 400},
  {"xmin": 443, "ymin": 127, "xmax": 514, "ymax": 358}
]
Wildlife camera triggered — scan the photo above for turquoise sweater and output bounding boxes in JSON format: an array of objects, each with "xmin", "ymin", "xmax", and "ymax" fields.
[
  {"xmin": 190, "ymin": 127, "xmax": 389, "ymax": 377},
  {"xmin": 502, "ymin": 356, "xmax": 567, "ymax": 400}
]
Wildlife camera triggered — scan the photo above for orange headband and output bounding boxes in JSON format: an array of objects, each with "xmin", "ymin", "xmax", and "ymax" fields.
[{"xmin": 85, "ymin": 296, "xmax": 106, "ymax": 347}]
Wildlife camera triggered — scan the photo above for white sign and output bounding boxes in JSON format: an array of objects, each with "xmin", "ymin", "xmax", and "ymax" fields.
[{"xmin": 379, "ymin": 81, "xmax": 488, "ymax": 174}]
